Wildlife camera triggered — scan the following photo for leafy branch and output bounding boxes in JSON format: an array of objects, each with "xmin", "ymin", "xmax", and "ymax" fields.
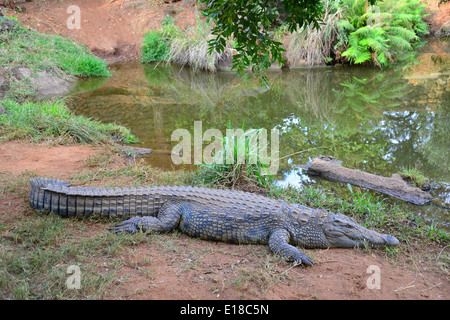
[{"xmin": 199, "ymin": 0, "xmax": 324, "ymax": 81}]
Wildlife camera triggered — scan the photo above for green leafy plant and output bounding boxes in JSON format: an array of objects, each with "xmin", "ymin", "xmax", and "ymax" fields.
[
  {"xmin": 398, "ymin": 167, "xmax": 428, "ymax": 189},
  {"xmin": 342, "ymin": 24, "xmax": 418, "ymax": 67},
  {"xmin": 196, "ymin": 128, "xmax": 273, "ymax": 189},
  {"xmin": 338, "ymin": 0, "xmax": 427, "ymax": 67},
  {"xmin": 141, "ymin": 30, "xmax": 171, "ymax": 63},
  {"xmin": 199, "ymin": 0, "xmax": 324, "ymax": 79}
]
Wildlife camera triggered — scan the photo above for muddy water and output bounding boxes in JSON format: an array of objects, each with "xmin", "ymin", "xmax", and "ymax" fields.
[{"xmin": 67, "ymin": 39, "xmax": 450, "ymax": 230}]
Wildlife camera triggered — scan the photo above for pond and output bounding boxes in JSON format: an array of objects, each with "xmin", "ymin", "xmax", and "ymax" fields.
[{"xmin": 67, "ymin": 39, "xmax": 450, "ymax": 231}]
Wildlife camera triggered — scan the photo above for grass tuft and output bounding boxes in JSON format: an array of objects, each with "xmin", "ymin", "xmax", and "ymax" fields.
[
  {"xmin": 285, "ymin": 3, "xmax": 343, "ymax": 66},
  {"xmin": 142, "ymin": 12, "xmax": 233, "ymax": 72},
  {"xmin": 194, "ymin": 128, "xmax": 274, "ymax": 189},
  {"xmin": 0, "ymin": 19, "xmax": 110, "ymax": 101},
  {"xmin": 141, "ymin": 30, "xmax": 171, "ymax": 63},
  {"xmin": 398, "ymin": 167, "xmax": 428, "ymax": 189},
  {"xmin": 0, "ymin": 99, "xmax": 138, "ymax": 144},
  {"xmin": 0, "ymin": 23, "xmax": 110, "ymax": 77}
]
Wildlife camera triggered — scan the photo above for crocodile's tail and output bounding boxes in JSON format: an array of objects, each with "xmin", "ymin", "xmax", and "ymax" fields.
[
  {"xmin": 30, "ymin": 177, "xmax": 72, "ymax": 212},
  {"xmin": 29, "ymin": 177, "xmax": 167, "ymax": 218},
  {"xmin": 29, "ymin": 176, "xmax": 284, "ymax": 219}
]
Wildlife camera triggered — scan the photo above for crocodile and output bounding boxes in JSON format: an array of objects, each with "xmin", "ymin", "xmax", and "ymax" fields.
[{"xmin": 29, "ymin": 177, "xmax": 399, "ymax": 266}]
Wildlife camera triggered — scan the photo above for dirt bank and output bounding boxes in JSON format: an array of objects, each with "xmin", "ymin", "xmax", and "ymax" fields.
[
  {"xmin": 11, "ymin": 0, "xmax": 199, "ymax": 63},
  {"xmin": 6, "ymin": 0, "xmax": 449, "ymax": 64}
]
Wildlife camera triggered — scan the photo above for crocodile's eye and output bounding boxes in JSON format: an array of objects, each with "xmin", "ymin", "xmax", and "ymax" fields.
[{"xmin": 332, "ymin": 216, "xmax": 355, "ymax": 228}]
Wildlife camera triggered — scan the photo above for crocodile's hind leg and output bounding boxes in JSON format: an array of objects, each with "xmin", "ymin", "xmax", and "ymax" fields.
[{"xmin": 109, "ymin": 201, "xmax": 183, "ymax": 234}]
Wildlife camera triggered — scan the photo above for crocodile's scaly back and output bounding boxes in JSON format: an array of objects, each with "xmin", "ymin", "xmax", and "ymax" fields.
[{"xmin": 29, "ymin": 177, "xmax": 312, "ymax": 221}]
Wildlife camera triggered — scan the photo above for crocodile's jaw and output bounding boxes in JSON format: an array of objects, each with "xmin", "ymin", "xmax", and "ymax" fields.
[{"xmin": 323, "ymin": 214, "xmax": 399, "ymax": 248}]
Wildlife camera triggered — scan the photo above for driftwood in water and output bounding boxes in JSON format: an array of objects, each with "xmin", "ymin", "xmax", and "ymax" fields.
[{"xmin": 306, "ymin": 156, "xmax": 433, "ymax": 205}]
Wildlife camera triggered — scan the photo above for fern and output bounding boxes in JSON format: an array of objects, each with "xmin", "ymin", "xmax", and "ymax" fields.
[
  {"xmin": 337, "ymin": 0, "xmax": 427, "ymax": 67},
  {"xmin": 342, "ymin": 26, "xmax": 391, "ymax": 66}
]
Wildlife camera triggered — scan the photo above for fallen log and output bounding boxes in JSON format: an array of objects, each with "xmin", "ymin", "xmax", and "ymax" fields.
[{"xmin": 306, "ymin": 156, "xmax": 433, "ymax": 205}]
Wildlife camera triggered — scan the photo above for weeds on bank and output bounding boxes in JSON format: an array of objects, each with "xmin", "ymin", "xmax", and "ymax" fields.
[
  {"xmin": 0, "ymin": 20, "xmax": 110, "ymax": 77},
  {"xmin": 142, "ymin": 11, "xmax": 233, "ymax": 72},
  {"xmin": 193, "ymin": 128, "xmax": 274, "ymax": 189},
  {"xmin": 0, "ymin": 18, "xmax": 109, "ymax": 101},
  {"xmin": 398, "ymin": 167, "xmax": 429, "ymax": 189},
  {"xmin": 0, "ymin": 99, "xmax": 137, "ymax": 144},
  {"xmin": 285, "ymin": 2, "xmax": 344, "ymax": 66}
]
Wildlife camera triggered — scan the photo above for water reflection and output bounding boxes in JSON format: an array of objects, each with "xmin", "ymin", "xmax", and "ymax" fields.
[{"xmin": 67, "ymin": 39, "xmax": 450, "ymax": 229}]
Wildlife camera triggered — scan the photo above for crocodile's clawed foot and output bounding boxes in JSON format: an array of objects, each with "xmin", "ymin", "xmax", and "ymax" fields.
[
  {"xmin": 109, "ymin": 217, "xmax": 142, "ymax": 234},
  {"xmin": 289, "ymin": 252, "xmax": 314, "ymax": 267},
  {"xmin": 300, "ymin": 253, "xmax": 314, "ymax": 266}
]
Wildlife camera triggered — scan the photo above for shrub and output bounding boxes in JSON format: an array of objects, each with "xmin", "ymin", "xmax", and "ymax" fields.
[
  {"xmin": 342, "ymin": 24, "xmax": 418, "ymax": 66},
  {"xmin": 195, "ymin": 128, "xmax": 273, "ymax": 189},
  {"xmin": 285, "ymin": 3, "xmax": 344, "ymax": 66},
  {"xmin": 141, "ymin": 13, "xmax": 233, "ymax": 72},
  {"xmin": 168, "ymin": 30, "xmax": 220, "ymax": 72},
  {"xmin": 141, "ymin": 30, "xmax": 170, "ymax": 63},
  {"xmin": 338, "ymin": 0, "xmax": 427, "ymax": 67}
]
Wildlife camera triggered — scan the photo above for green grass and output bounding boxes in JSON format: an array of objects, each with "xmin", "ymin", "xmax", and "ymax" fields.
[
  {"xmin": 0, "ymin": 21, "xmax": 110, "ymax": 77},
  {"xmin": 0, "ymin": 18, "xmax": 138, "ymax": 146},
  {"xmin": 193, "ymin": 128, "xmax": 274, "ymax": 189},
  {"xmin": 0, "ymin": 99, "xmax": 138, "ymax": 144},
  {"xmin": 141, "ymin": 30, "xmax": 171, "ymax": 63},
  {"xmin": 398, "ymin": 167, "xmax": 428, "ymax": 188},
  {"xmin": 141, "ymin": 12, "xmax": 233, "ymax": 72},
  {"xmin": 0, "ymin": 18, "xmax": 110, "ymax": 100}
]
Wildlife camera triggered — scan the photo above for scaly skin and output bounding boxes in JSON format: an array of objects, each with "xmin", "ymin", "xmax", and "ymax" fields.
[{"xmin": 29, "ymin": 177, "xmax": 400, "ymax": 266}]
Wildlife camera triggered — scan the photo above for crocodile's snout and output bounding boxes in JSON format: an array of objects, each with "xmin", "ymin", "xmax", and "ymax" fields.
[
  {"xmin": 385, "ymin": 234, "xmax": 399, "ymax": 246},
  {"xmin": 324, "ymin": 214, "xmax": 400, "ymax": 249}
]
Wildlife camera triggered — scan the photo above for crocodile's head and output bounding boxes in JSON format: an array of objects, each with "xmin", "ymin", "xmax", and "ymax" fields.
[{"xmin": 323, "ymin": 213, "xmax": 399, "ymax": 249}]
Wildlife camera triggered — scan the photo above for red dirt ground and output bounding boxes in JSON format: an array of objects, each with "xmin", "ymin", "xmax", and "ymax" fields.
[{"xmin": 12, "ymin": 0, "xmax": 200, "ymax": 63}]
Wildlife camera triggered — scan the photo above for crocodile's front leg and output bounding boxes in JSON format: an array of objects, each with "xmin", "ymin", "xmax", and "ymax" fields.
[
  {"xmin": 109, "ymin": 201, "xmax": 183, "ymax": 234},
  {"xmin": 268, "ymin": 228, "xmax": 314, "ymax": 266}
]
